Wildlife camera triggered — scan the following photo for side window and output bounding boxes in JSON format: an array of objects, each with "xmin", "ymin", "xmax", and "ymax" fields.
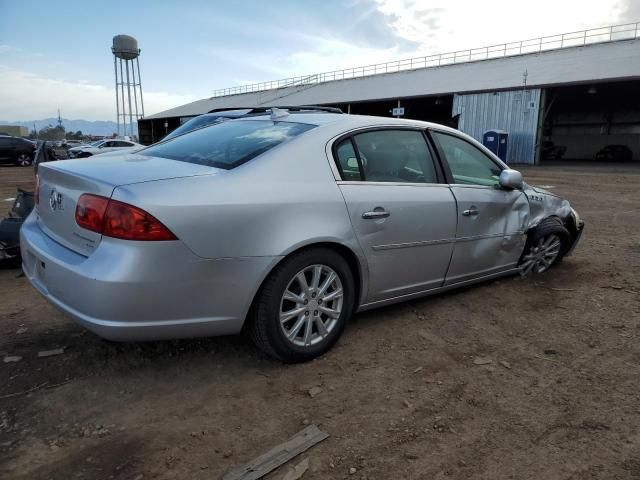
[
  {"xmin": 432, "ymin": 131, "xmax": 502, "ymax": 187},
  {"xmin": 352, "ymin": 130, "xmax": 438, "ymax": 183},
  {"xmin": 335, "ymin": 139, "xmax": 362, "ymax": 181}
]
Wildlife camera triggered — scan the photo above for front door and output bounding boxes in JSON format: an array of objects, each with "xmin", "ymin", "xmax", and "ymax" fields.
[
  {"xmin": 334, "ymin": 128, "xmax": 457, "ymax": 304},
  {"xmin": 430, "ymin": 130, "xmax": 529, "ymax": 285}
]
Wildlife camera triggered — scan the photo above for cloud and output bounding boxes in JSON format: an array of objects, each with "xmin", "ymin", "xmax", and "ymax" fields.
[
  {"xmin": 0, "ymin": 44, "xmax": 21, "ymax": 54},
  {"xmin": 0, "ymin": 65, "xmax": 196, "ymax": 121},
  {"xmin": 374, "ymin": 0, "xmax": 622, "ymax": 55},
  {"xmin": 617, "ymin": 0, "xmax": 640, "ymax": 22}
]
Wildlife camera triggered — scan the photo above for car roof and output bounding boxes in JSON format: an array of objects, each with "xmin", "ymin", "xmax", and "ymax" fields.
[{"xmin": 234, "ymin": 112, "xmax": 459, "ymax": 133}]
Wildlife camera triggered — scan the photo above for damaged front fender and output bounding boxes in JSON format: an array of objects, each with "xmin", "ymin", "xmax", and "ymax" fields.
[
  {"xmin": 522, "ymin": 183, "xmax": 573, "ymax": 229},
  {"xmin": 521, "ymin": 182, "xmax": 584, "ymax": 259}
]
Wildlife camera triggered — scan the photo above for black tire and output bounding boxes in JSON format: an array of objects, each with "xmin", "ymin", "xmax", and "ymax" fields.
[
  {"xmin": 519, "ymin": 217, "xmax": 571, "ymax": 275},
  {"xmin": 248, "ymin": 247, "xmax": 355, "ymax": 363},
  {"xmin": 78, "ymin": 152, "xmax": 93, "ymax": 158}
]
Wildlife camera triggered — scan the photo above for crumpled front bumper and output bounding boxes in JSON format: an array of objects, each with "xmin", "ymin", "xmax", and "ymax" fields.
[{"xmin": 564, "ymin": 219, "xmax": 585, "ymax": 257}]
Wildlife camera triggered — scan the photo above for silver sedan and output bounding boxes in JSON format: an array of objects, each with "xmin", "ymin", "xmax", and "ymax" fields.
[{"xmin": 21, "ymin": 110, "xmax": 584, "ymax": 362}]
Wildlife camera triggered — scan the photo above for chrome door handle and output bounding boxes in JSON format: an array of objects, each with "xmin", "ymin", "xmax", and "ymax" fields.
[
  {"xmin": 462, "ymin": 207, "xmax": 479, "ymax": 216},
  {"xmin": 362, "ymin": 209, "xmax": 390, "ymax": 219}
]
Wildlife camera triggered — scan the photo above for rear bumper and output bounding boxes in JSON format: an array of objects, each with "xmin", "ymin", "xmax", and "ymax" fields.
[{"xmin": 20, "ymin": 214, "xmax": 279, "ymax": 341}]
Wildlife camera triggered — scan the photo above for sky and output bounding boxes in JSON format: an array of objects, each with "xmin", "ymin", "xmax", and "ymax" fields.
[{"xmin": 0, "ymin": 0, "xmax": 637, "ymax": 122}]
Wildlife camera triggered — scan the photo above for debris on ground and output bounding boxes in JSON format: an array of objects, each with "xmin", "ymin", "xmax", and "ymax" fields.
[
  {"xmin": 280, "ymin": 457, "xmax": 310, "ymax": 480},
  {"xmin": 307, "ymin": 386, "xmax": 323, "ymax": 398},
  {"xmin": 473, "ymin": 357, "xmax": 493, "ymax": 365},
  {"xmin": 222, "ymin": 425, "xmax": 328, "ymax": 480},
  {"xmin": 38, "ymin": 347, "xmax": 66, "ymax": 358},
  {"xmin": 349, "ymin": 467, "xmax": 357, "ymax": 475},
  {"xmin": 3, "ymin": 355, "xmax": 22, "ymax": 363},
  {"xmin": 500, "ymin": 360, "xmax": 512, "ymax": 369}
]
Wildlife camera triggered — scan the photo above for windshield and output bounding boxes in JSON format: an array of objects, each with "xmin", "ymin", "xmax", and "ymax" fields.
[
  {"xmin": 90, "ymin": 141, "xmax": 104, "ymax": 147},
  {"xmin": 140, "ymin": 120, "xmax": 316, "ymax": 169}
]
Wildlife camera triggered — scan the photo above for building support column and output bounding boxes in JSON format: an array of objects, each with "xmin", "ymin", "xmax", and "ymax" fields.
[{"xmin": 534, "ymin": 89, "xmax": 547, "ymax": 165}]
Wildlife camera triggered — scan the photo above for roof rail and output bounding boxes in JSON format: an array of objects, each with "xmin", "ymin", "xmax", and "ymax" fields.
[{"xmin": 208, "ymin": 105, "xmax": 343, "ymax": 114}]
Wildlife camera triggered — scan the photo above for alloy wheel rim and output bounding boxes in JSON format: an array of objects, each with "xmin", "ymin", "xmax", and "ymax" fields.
[
  {"xmin": 279, "ymin": 264, "xmax": 344, "ymax": 347},
  {"xmin": 18, "ymin": 154, "xmax": 31, "ymax": 166},
  {"xmin": 519, "ymin": 234, "xmax": 561, "ymax": 275}
]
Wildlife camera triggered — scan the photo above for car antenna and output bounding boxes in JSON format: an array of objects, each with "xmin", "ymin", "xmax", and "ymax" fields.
[{"xmin": 269, "ymin": 107, "xmax": 289, "ymax": 121}]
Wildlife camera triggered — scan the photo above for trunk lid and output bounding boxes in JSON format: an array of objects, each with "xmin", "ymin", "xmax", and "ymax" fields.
[{"xmin": 36, "ymin": 154, "xmax": 219, "ymax": 256}]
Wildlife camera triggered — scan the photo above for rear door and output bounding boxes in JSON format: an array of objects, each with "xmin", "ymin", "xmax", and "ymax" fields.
[
  {"xmin": 430, "ymin": 130, "xmax": 528, "ymax": 285},
  {"xmin": 0, "ymin": 137, "xmax": 15, "ymax": 163},
  {"xmin": 334, "ymin": 128, "xmax": 457, "ymax": 304}
]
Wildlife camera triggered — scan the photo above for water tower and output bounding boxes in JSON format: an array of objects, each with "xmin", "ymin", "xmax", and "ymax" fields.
[{"xmin": 112, "ymin": 35, "xmax": 144, "ymax": 137}]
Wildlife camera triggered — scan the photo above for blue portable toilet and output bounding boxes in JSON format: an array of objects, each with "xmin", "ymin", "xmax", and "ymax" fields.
[{"xmin": 483, "ymin": 130, "xmax": 508, "ymax": 162}]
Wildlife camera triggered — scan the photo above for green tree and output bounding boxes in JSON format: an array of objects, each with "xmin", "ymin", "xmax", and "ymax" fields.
[{"xmin": 38, "ymin": 124, "xmax": 65, "ymax": 141}]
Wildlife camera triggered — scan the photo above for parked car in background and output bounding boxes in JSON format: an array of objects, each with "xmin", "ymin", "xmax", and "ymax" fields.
[
  {"xmin": 0, "ymin": 135, "xmax": 37, "ymax": 166},
  {"xmin": 22, "ymin": 109, "xmax": 583, "ymax": 362},
  {"xmin": 68, "ymin": 139, "xmax": 143, "ymax": 158},
  {"xmin": 540, "ymin": 140, "xmax": 567, "ymax": 161},
  {"xmin": 595, "ymin": 145, "xmax": 633, "ymax": 162}
]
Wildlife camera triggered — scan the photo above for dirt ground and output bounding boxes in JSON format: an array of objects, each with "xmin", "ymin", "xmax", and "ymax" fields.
[{"xmin": 1, "ymin": 164, "xmax": 639, "ymax": 480}]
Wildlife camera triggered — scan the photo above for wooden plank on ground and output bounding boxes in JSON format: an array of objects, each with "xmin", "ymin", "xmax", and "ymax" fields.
[{"xmin": 221, "ymin": 425, "xmax": 329, "ymax": 480}]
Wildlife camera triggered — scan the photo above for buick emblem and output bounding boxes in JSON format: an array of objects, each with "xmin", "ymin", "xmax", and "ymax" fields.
[{"xmin": 49, "ymin": 189, "xmax": 63, "ymax": 211}]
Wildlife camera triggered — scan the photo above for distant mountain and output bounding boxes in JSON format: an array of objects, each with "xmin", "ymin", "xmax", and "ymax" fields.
[{"xmin": 0, "ymin": 118, "xmax": 137, "ymax": 137}]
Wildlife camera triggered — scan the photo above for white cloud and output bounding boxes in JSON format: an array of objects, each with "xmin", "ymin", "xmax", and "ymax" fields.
[
  {"xmin": 0, "ymin": 65, "xmax": 197, "ymax": 121},
  {"xmin": 374, "ymin": 0, "xmax": 624, "ymax": 56}
]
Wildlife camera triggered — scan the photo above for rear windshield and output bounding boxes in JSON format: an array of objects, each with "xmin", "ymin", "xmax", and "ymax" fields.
[
  {"xmin": 141, "ymin": 120, "xmax": 316, "ymax": 169},
  {"xmin": 163, "ymin": 115, "xmax": 232, "ymax": 141}
]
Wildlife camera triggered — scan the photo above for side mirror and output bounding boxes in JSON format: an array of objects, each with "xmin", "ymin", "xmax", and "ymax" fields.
[{"xmin": 499, "ymin": 169, "xmax": 523, "ymax": 190}]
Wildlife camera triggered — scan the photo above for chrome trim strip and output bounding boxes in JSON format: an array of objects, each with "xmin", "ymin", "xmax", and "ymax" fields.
[
  {"xmin": 372, "ymin": 231, "xmax": 524, "ymax": 250},
  {"xmin": 337, "ymin": 180, "xmax": 445, "ymax": 187},
  {"xmin": 372, "ymin": 238, "xmax": 453, "ymax": 251}
]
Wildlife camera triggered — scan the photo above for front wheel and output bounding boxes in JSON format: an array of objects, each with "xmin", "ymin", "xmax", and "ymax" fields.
[
  {"xmin": 519, "ymin": 218, "xmax": 570, "ymax": 275},
  {"xmin": 16, "ymin": 153, "xmax": 32, "ymax": 167},
  {"xmin": 248, "ymin": 248, "xmax": 355, "ymax": 363}
]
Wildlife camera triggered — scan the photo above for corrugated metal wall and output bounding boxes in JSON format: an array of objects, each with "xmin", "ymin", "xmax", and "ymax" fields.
[{"xmin": 452, "ymin": 89, "xmax": 541, "ymax": 164}]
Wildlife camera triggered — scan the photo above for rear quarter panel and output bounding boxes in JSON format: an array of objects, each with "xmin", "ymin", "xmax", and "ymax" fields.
[{"xmin": 111, "ymin": 129, "xmax": 362, "ymax": 261}]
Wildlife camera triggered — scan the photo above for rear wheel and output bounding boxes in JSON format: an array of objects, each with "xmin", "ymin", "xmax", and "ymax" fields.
[
  {"xmin": 16, "ymin": 153, "xmax": 32, "ymax": 167},
  {"xmin": 519, "ymin": 218, "xmax": 570, "ymax": 275},
  {"xmin": 248, "ymin": 248, "xmax": 355, "ymax": 363}
]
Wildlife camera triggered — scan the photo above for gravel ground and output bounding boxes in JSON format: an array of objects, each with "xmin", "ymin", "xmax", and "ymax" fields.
[{"xmin": 1, "ymin": 164, "xmax": 639, "ymax": 480}]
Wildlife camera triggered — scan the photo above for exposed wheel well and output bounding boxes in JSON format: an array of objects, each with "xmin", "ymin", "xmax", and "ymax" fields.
[{"xmin": 529, "ymin": 214, "xmax": 578, "ymax": 248}]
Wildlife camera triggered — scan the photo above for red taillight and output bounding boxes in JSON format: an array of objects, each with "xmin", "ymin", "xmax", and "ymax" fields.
[
  {"xmin": 34, "ymin": 175, "xmax": 40, "ymax": 206},
  {"xmin": 75, "ymin": 194, "xmax": 109, "ymax": 233},
  {"xmin": 75, "ymin": 194, "xmax": 176, "ymax": 241}
]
